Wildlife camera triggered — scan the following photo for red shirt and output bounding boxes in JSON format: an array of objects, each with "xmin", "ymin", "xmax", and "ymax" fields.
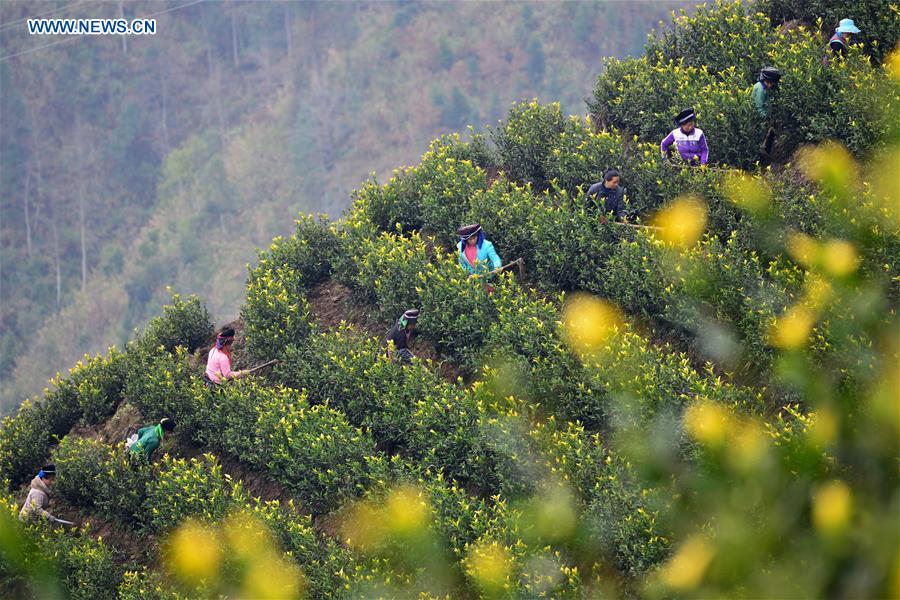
[{"xmin": 464, "ymin": 243, "xmax": 478, "ymax": 268}]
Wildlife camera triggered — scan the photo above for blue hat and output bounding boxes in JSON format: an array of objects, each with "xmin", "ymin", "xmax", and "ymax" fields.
[{"xmin": 836, "ymin": 19, "xmax": 860, "ymax": 34}]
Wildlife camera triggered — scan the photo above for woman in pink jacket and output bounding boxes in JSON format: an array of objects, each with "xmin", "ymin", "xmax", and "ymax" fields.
[
  {"xmin": 204, "ymin": 327, "xmax": 247, "ymax": 387},
  {"xmin": 19, "ymin": 464, "xmax": 58, "ymax": 522}
]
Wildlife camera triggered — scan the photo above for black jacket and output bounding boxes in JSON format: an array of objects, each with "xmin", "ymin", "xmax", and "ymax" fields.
[{"xmin": 586, "ymin": 182, "xmax": 627, "ymax": 220}]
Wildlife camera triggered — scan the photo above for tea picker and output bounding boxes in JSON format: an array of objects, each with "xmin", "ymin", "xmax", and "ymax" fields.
[
  {"xmin": 585, "ymin": 169, "xmax": 628, "ymax": 222},
  {"xmin": 127, "ymin": 417, "xmax": 176, "ymax": 461},
  {"xmin": 19, "ymin": 464, "xmax": 70, "ymax": 524},
  {"xmin": 457, "ymin": 223, "xmax": 503, "ymax": 276},
  {"xmin": 660, "ymin": 108, "xmax": 709, "ymax": 167},
  {"xmin": 386, "ymin": 309, "xmax": 419, "ymax": 364}
]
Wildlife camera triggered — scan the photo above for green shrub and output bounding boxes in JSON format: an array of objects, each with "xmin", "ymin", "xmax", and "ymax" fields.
[
  {"xmin": 339, "ymin": 230, "xmax": 430, "ymax": 324},
  {"xmin": 49, "ymin": 528, "xmax": 122, "ymax": 600},
  {"xmin": 117, "ymin": 568, "xmax": 180, "ymax": 600},
  {"xmin": 140, "ymin": 292, "xmax": 213, "ymax": 355},
  {"xmin": 0, "ymin": 401, "xmax": 58, "ymax": 488},
  {"xmin": 646, "ymin": 1, "xmax": 773, "ymax": 84},
  {"xmin": 123, "ymin": 346, "xmax": 212, "ymax": 443},
  {"xmin": 144, "ymin": 454, "xmax": 236, "ymax": 532},
  {"xmin": 73, "ymin": 348, "xmax": 130, "ymax": 425},
  {"xmin": 263, "ymin": 214, "xmax": 341, "ymax": 288},
  {"xmin": 52, "ymin": 436, "xmax": 149, "ymax": 525},
  {"xmin": 543, "ymin": 118, "xmax": 628, "ymax": 195},
  {"xmin": 256, "ymin": 391, "xmax": 384, "ymax": 515},
  {"xmin": 275, "ymin": 328, "xmax": 440, "ymax": 449},
  {"xmin": 417, "ymin": 252, "xmax": 496, "ymax": 369},
  {"xmin": 417, "ymin": 143, "xmax": 489, "ymax": 235},
  {"xmin": 492, "ymin": 100, "xmax": 573, "ymax": 188},
  {"xmin": 241, "ymin": 260, "xmax": 314, "ymax": 361}
]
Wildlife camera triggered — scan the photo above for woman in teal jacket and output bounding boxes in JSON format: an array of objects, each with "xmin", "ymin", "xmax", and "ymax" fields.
[
  {"xmin": 129, "ymin": 417, "xmax": 175, "ymax": 461},
  {"xmin": 458, "ymin": 223, "xmax": 502, "ymax": 275}
]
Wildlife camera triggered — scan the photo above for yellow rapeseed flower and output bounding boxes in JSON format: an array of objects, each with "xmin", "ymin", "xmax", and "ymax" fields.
[
  {"xmin": 812, "ymin": 480, "xmax": 852, "ymax": 536},
  {"xmin": 561, "ymin": 293, "xmax": 622, "ymax": 355},
  {"xmin": 787, "ymin": 232, "xmax": 819, "ymax": 268},
  {"xmin": 769, "ymin": 305, "xmax": 816, "ymax": 350},
  {"xmin": 885, "ymin": 44, "xmax": 900, "ymax": 80},
  {"xmin": 684, "ymin": 401, "xmax": 732, "ymax": 447},
  {"xmin": 340, "ymin": 501, "xmax": 386, "ymax": 550},
  {"xmin": 723, "ymin": 171, "xmax": 771, "ymax": 213},
  {"xmin": 822, "ymin": 239, "xmax": 860, "ymax": 277},
  {"xmin": 661, "ymin": 535, "xmax": 714, "ymax": 591},
  {"xmin": 798, "ymin": 142, "xmax": 857, "ymax": 198},
  {"xmin": 466, "ymin": 540, "xmax": 513, "ymax": 594},
  {"xmin": 385, "ymin": 485, "xmax": 429, "ymax": 537},
  {"xmin": 166, "ymin": 519, "xmax": 222, "ymax": 585},
  {"xmin": 651, "ymin": 195, "xmax": 708, "ymax": 248},
  {"xmin": 242, "ymin": 555, "xmax": 305, "ymax": 600}
]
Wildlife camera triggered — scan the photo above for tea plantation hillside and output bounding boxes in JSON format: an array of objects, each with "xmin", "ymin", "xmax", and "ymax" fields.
[{"xmin": 1, "ymin": 1, "xmax": 898, "ymax": 598}]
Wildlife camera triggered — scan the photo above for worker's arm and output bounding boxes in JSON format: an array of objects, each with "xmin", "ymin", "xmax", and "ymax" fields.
[
  {"xmin": 485, "ymin": 241, "xmax": 502, "ymax": 271},
  {"xmin": 698, "ymin": 132, "xmax": 709, "ymax": 165},
  {"xmin": 660, "ymin": 131, "xmax": 675, "ymax": 156}
]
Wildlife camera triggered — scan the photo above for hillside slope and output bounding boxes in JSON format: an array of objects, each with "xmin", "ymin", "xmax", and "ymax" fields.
[{"xmin": 0, "ymin": 1, "xmax": 898, "ymax": 598}]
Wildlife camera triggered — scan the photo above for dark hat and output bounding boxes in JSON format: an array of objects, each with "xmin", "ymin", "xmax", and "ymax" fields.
[
  {"xmin": 760, "ymin": 67, "xmax": 781, "ymax": 83},
  {"xmin": 160, "ymin": 417, "xmax": 176, "ymax": 432},
  {"xmin": 218, "ymin": 327, "xmax": 236, "ymax": 339},
  {"xmin": 674, "ymin": 108, "xmax": 696, "ymax": 126},
  {"xmin": 458, "ymin": 223, "xmax": 482, "ymax": 239},
  {"xmin": 402, "ymin": 309, "xmax": 420, "ymax": 323},
  {"xmin": 41, "ymin": 464, "xmax": 56, "ymax": 474}
]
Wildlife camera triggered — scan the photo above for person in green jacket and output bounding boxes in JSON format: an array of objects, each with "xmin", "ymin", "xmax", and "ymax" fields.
[
  {"xmin": 751, "ymin": 67, "xmax": 781, "ymax": 119},
  {"xmin": 128, "ymin": 417, "xmax": 175, "ymax": 460}
]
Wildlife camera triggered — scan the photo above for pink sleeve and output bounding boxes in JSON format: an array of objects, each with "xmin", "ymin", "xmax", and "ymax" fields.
[{"xmin": 217, "ymin": 352, "xmax": 235, "ymax": 379}]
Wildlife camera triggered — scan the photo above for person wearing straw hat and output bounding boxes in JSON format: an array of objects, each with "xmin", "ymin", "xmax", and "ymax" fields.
[
  {"xmin": 457, "ymin": 223, "xmax": 502, "ymax": 276},
  {"xmin": 660, "ymin": 108, "xmax": 709, "ymax": 166},
  {"xmin": 827, "ymin": 18, "xmax": 861, "ymax": 59},
  {"xmin": 204, "ymin": 326, "xmax": 247, "ymax": 387},
  {"xmin": 386, "ymin": 309, "xmax": 419, "ymax": 364},
  {"xmin": 19, "ymin": 464, "xmax": 59, "ymax": 522}
]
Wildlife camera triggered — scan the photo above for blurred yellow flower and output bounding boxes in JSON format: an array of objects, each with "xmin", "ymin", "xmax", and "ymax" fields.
[
  {"xmin": 684, "ymin": 401, "xmax": 731, "ymax": 447},
  {"xmin": 769, "ymin": 305, "xmax": 816, "ymax": 350},
  {"xmin": 885, "ymin": 45, "xmax": 900, "ymax": 80},
  {"xmin": 822, "ymin": 239, "xmax": 860, "ymax": 277},
  {"xmin": 723, "ymin": 171, "xmax": 771, "ymax": 213},
  {"xmin": 340, "ymin": 501, "xmax": 386, "ymax": 550},
  {"xmin": 798, "ymin": 142, "xmax": 857, "ymax": 197},
  {"xmin": 812, "ymin": 480, "xmax": 852, "ymax": 536},
  {"xmin": 224, "ymin": 511, "xmax": 271, "ymax": 560},
  {"xmin": 728, "ymin": 420, "xmax": 768, "ymax": 471},
  {"xmin": 651, "ymin": 195, "xmax": 708, "ymax": 248},
  {"xmin": 242, "ymin": 554, "xmax": 305, "ymax": 600},
  {"xmin": 662, "ymin": 535, "xmax": 714, "ymax": 591},
  {"xmin": 386, "ymin": 485, "xmax": 429, "ymax": 537},
  {"xmin": 166, "ymin": 520, "xmax": 221, "ymax": 585},
  {"xmin": 561, "ymin": 293, "xmax": 622, "ymax": 355},
  {"xmin": 466, "ymin": 540, "xmax": 513, "ymax": 593},
  {"xmin": 808, "ymin": 408, "xmax": 838, "ymax": 448},
  {"xmin": 787, "ymin": 232, "xmax": 819, "ymax": 268}
]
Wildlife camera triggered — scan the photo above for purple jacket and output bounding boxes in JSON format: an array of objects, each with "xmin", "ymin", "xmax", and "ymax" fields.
[{"xmin": 661, "ymin": 127, "xmax": 709, "ymax": 165}]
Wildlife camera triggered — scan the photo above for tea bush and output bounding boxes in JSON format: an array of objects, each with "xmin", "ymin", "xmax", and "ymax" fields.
[
  {"xmin": 275, "ymin": 328, "xmax": 441, "ymax": 450},
  {"xmin": 139, "ymin": 292, "xmax": 213, "ymax": 355},
  {"xmin": 492, "ymin": 100, "xmax": 573, "ymax": 188},
  {"xmin": 72, "ymin": 348, "xmax": 130, "ymax": 425},
  {"xmin": 52, "ymin": 436, "xmax": 149, "ymax": 525},
  {"xmin": 337, "ymin": 230, "xmax": 430, "ymax": 324},
  {"xmin": 262, "ymin": 213, "xmax": 341, "ymax": 289},
  {"xmin": 242, "ymin": 260, "xmax": 314, "ymax": 361},
  {"xmin": 123, "ymin": 346, "xmax": 212, "ymax": 442},
  {"xmin": 144, "ymin": 454, "xmax": 236, "ymax": 532},
  {"xmin": 256, "ymin": 390, "xmax": 384, "ymax": 515}
]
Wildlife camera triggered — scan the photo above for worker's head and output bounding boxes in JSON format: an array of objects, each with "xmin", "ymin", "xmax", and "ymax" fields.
[
  {"xmin": 216, "ymin": 327, "xmax": 236, "ymax": 350},
  {"xmin": 603, "ymin": 169, "xmax": 620, "ymax": 189},
  {"xmin": 836, "ymin": 18, "xmax": 860, "ymax": 40},
  {"xmin": 160, "ymin": 418, "xmax": 176, "ymax": 433},
  {"xmin": 760, "ymin": 67, "xmax": 781, "ymax": 89},
  {"xmin": 458, "ymin": 223, "xmax": 483, "ymax": 247},
  {"xmin": 674, "ymin": 108, "xmax": 696, "ymax": 134},
  {"xmin": 38, "ymin": 464, "xmax": 56, "ymax": 484},
  {"xmin": 399, "ymin": 309, "xmax": 419, "ymax": 330}
]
